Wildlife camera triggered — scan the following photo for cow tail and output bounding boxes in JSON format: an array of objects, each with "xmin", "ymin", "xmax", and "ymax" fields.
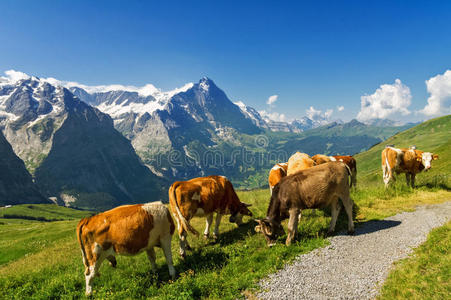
[
  {"xmin": 77, "ymin": 218, "xmax": 89, "ymax": 269},
  {"xmin": 342, "ymin": 163, "xmax": 353, "ymax": 187},
  {"xmin": 170, "ymin": 183, "xmax": 199, "ymax": 236}
]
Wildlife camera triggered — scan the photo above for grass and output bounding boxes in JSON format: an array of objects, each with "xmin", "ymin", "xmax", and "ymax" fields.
[
  {"xmin": 0, "ymin": 190, "xmax": 330, "ymax": 299},
  {"xmin": 0, "ymin": 115, "xmax": 449, "ymax": 299},
  {"xmin": 378, "ymin": 220, "xmax": 451, "ymax": 300}
]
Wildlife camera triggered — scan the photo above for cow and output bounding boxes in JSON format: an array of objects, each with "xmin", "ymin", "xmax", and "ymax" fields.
[
  {"xmin": 312, "ymin": 154, "xmax": 357, "ymax": 187},
  {"xmin": 382, "ymin": 146, "xmax": 438, "ymax": 188},
  {"xmin": 76, "ymin": 202, "xmax": 175, "ymax": 296},
  {"xmin": 311, "ymin": 154, "xmax": 335, "ymax": 165},
  {"xmin": 333, "ymin": 156, "xmax": 357, "ymax": 187},
  {"xmin": 287, "ymin": 152, "xmax": 316, "ymax": 176},
  {"xmin": 255, "ymin": 162, "xmax": 355, "ymax": 246},
  {"xmin": 169, "ymin": 175, "xmax": 252, "ymax": 258},
  {"xmin": 268, "ymin": 162, "xmax": 288, "ymax": 195}
]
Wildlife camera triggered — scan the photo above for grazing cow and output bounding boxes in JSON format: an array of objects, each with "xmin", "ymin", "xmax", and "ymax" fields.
[
  {"xmin": 77, "ymin": 202, "xmax": 175, "ymax": 296},
  {"xmin": 312, "ymin": 154, "xmax": 357, "ymax": 187},
  {"xmin": 268, "ymin": 162, "xmax": 288, "ymax": 195},
  {"xmin": 311, "ymin": 154, "xmax": 336, "ymax": 165},
  {"xmin": 255, "ymin": 162, "xmax": 355, "ymax": 246},
  {"xmin": 382, "ymin": 146, "xmax": 438, "ymax": 188},
  {"xmin": 287, "ymin": 152, "xmax": 316, "ymax": 176},
  {"xmin": 169, "ymin": 175, "xmax": 252, "ymax": 257},
  {"xmin": 333, "ymin": 156, "xmax": 357, "ymax": 187}
]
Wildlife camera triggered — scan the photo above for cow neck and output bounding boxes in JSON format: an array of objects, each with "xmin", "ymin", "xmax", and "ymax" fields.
[{"xmin": 266, "ymin": 192, "xmax": 282, "ymax": 224}]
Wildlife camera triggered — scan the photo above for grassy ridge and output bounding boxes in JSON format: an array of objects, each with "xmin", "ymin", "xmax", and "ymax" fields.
[
  {"xmin": 355, "ymin": 115, "xmax": 450, "ymax": 186},
  {"xmin": 0, "ymin": 205, "xmax": 92, "ymax": 266},
  {"xmin": 378, "ymin": 220, "xmax": 451, "ymax": 300},
  {"xmin": 0, "ymin": 204, "xmax": 92, "ymax": 221}
]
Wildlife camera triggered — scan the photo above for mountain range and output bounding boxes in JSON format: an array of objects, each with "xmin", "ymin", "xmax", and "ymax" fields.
[
  {"xmin": 0, "ymin": 72, "xmax": 415, "ymax": 208},
  {"xmin": 0, "ymin": 76, "xmax": 164, "ymax": 210}
]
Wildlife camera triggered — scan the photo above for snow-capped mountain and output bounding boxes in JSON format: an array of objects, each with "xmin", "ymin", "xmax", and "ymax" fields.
[
  {"xmin": 0, "ymin": 72, "xmax": 164, "ymax": 208},
  {"xmin": 71, "ymin": 77, "xmax": 262, "ymax": 173}
]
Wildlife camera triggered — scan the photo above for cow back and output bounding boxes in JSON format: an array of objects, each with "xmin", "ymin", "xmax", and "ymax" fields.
[{"xmin": 287, "ymin": 152, "xmax": 316, "ymax": 176}]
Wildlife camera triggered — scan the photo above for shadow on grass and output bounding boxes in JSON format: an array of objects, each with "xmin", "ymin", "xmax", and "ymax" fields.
[
  {"xmin": 417, "ymin": 182, "xmax": 451, "ymax": 191},
  {"xmin": 148, "ymin": 220, "xmax": 256, "ymax": 284},
  {"xmin": 216, "ymin": 220, "xmax": 256, "ymax": 247},
  {"xmin": 334, "ymin": 219, "xmax": 402, "ymax": 236}
]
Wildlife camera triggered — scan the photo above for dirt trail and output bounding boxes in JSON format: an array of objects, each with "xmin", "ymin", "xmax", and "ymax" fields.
[{"xmin": 257, "ymin": 201, "xmax": 451, "ymax": 299}]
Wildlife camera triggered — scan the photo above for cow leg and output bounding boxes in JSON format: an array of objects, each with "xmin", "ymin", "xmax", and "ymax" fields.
[
  {"xmin": 85, "ymin": 250, "xmax": 105, "ymax": 296},
  {"xmin": 146, "ymin": 247, "xmax": 157, "ymax": 272},
  {"xmin": 405, "ymin": 173, "xmax": 411, "ymax": 187},
  {"xmin": 213, "ymin": 213, "xmax": 222, "ymax": 239},
  {"xmin": 286, "ymin": 208, "xmax": 300, "ymax": 246},
  {"xmin": 342, "ymin": 196, "xmax": 355, "ymax": 235},
  {"xmin": 412, "ymin": 174, "xmax": 417, "ymax": 188},
  {"xmin": 203, "ymin": 213, "xmax": 214, "ymax": 239},
  {"xmin": 383, "ymin": 165, "xmax": 391, "ymax": 188},
  {"xmin": 327, "ymin": 200, "xmax": 341, "ymax": 235},
  {"xmin": 179, "ymin": 230, "xmax": 189, "ymax": 258},
  {"xmin": 269, "ymin": 186, "xmax": 273, "ymax": 195},
  {"xmin": 352, "ymin": 170, "xmax": 357, "ymax": 188},
  {"xmin": 161, "ymin": 235, "xmax": 176, "ymax": 280}
]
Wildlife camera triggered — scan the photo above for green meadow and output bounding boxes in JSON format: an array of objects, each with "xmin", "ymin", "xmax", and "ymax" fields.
[{"xmin": 0, "ymin": 115, "xmax": 450, "ymax": 299}]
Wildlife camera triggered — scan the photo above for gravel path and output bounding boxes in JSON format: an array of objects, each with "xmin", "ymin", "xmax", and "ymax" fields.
[{"xmin": 257, "ymin": 201, "xmax": 451, "ymax": 300}]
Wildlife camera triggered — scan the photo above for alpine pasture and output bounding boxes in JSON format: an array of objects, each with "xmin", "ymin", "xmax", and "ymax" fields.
[{"xmin": 0, "ymin": 115, "xmax": 450, "ymax": 299}]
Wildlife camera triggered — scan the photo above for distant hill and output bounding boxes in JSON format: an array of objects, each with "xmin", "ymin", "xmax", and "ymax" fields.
[{"xmin": 355, "ymin": 115, "xmax": 451, "ymax": 186}]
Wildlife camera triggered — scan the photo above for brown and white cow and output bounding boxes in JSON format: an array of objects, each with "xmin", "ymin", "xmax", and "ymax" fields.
[
  {"xmin": 77, "ymin": 202, "xmax": 175, "ymax": 296},
  {"xmin": 268, "ymin": 162, "xmax": 288, "ymax": 195},
  {"xmin": 255, "ymin": 162, "xmax": 355, "ymax": 246},
  {"xmin": 382, "ymin": 146, "xmax": 438, "ymax": 188},
  {"xmin": 312, "ymin": 154, "xmax": 357, "ymax": 187},
  {"xmin": 287, "ymin": 152, "xmax": 316, "ymax": 176},
  {"xmin": 169, "ymin": 175, "xmax": 252, "ymax": 257}
]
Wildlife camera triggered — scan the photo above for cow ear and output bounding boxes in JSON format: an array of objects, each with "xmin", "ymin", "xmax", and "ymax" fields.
[
  {"xmin": 432, "ymin": 154, "xmax": 439, "ymax": 160},
  {"xmin": 244, "ymin": 203, "xmax": 252, "ymax": 207}
]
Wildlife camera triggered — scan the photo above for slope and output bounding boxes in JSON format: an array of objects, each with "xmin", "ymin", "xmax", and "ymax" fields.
[
  {"xmin": 355, "ymin": 114, "xmax": 450, "ymax": 186},
  {"xmin": 0, "ymin": 131, "xmax": 47, "ymax": 205}
]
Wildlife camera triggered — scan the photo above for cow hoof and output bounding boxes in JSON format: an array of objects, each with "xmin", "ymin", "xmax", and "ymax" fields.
[
  {"xmin": 203, "ymin": 234, "xmax": 209, "ymax": 240},
  {"xmin": 348, "ymin": 230, "xmax": 355, "ymax": 235},
  {"xmin": 326, "ymin": 230, "xmax": 334, "ymax": 237},
  {"xmin": 212, "ymin": 234, "xmax": 218, "ymax": 240},
  {"xmin": 185, "ymin": 244, "xmax": 192, "ymax": 251}
]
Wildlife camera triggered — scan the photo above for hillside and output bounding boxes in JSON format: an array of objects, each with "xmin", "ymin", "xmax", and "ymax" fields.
[
  {"xmin": 0, "ymin": 116, "xmax": 449, "ymax": 299},
  {"xmin": 0, "ymin": 132, "xmax": 47, "ymax": 205},
  {"xmin": 355, "ymin": 115, "xmax": 451, "ymax": 186}
]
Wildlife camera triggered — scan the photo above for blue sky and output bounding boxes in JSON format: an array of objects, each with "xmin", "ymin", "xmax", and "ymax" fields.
[{"xmin": 1, "ymin": 0, "xmax": 450, "ymax": 123}]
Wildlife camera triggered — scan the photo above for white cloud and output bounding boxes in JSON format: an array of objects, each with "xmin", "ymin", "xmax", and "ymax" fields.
[
  {"xmin": 357, "ymin": 79, "xmax": 412, "ymax": 121},
  {"xmin": 259, "ymin": 110, "xmax": 287, "ymax": 122},
  {"xmin": 0, "ymin": 70, "xmax": 31, "ymax": 85},
  {"xmin": 337, "ymin": 105, "xmax": 344, "ymax": 112},
  {"xmin": 420, "ymin": 70, "xmax": 451, "ymax": 116},
  {"xmin": 266, "ymin": 94, "xmax": 278, "ymax": 105},
  {"xmin": 306, "ymin": 106, "xmax": 333, "ymax": 122}
]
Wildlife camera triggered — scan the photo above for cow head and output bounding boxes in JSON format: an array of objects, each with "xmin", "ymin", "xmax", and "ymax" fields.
[
  {"xmin": 418, "ymin": 152, "xmax": 438, "ymax": 171},
  {"xmin": 255, "ymin": 218, "xmax": 285, "ymax": 246},
  {"xmin": 229, "ymin": 202, "xmax": 252, "ymax": 225}
]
